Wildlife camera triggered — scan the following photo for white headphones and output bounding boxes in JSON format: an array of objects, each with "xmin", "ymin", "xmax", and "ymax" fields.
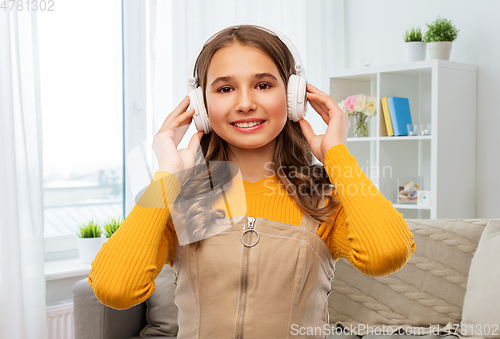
[{"xmin": 188, "ymin": 22, "xmax": 307, "ymax": 134}]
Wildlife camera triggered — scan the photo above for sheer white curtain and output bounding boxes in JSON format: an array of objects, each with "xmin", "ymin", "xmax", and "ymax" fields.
[
  {"xmin": 0, "ymin": 9, "xmax": 48, "ymax": 339},
  {"xmin": 148, "ymin": 0, "xmax": 337, "ymax": 151}
]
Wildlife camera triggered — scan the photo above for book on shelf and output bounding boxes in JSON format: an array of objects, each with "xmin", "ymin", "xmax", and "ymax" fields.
[
  {"xmin": 381, "ymin": 97, "xmax": 394, "ymax": 137},
  {"xmin": 387, "ymin": 97, "xmax": 412, "ymax": 136}
]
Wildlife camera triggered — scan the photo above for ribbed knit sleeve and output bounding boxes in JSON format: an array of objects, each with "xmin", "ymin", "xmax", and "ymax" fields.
[
  {"xmin": 88, "ymin": 172, "xmax": 180, "ymax": 310},
  {"xmin": 318, "ymin": 144, "xmax": 416, "ymax": 277}
]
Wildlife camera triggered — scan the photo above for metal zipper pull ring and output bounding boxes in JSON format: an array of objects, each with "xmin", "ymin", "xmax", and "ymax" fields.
[{"xmin": 241, "ymin": 216, "xmax": 259, "ymax": 247}]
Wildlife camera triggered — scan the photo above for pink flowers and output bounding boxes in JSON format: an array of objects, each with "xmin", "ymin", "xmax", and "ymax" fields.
[
  {"xmin": 339, "ymin": 94, "xmax": 377, "ymax": 117},
  {"xmin": 344, "ymin": 96, "xmax": 356, "ymax": 111},
  {"xmin": 338, "ymin": 94, "xmax": 377, "ymax": 137}
]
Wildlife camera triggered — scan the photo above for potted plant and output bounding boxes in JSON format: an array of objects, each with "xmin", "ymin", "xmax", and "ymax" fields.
[
  {"xmin": 403, "ymin": 27, "xmax": 426, "ymax": 62},
  {"xmin": 423, "ymin": 16, "xmax": 459, "ymax": 60},
  {"xmin": 103, "ymin": 217, "xmax": 123, "ymax": 238},
  {"xmin": 76, "ymin": 220, "xmax": 106, "ymax": 264}
]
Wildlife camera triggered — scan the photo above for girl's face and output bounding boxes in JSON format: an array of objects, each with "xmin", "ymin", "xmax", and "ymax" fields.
[{"xmin": 205, "ymin": 43, "xmax": 288, "ymax": 155}]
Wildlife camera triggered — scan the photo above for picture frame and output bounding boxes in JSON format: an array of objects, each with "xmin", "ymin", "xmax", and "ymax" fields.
[{"xmin": 397, "ymin": 176, "xmax": 424, "ymax": 204}]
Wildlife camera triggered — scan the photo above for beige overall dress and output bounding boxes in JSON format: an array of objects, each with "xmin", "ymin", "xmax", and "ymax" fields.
[{"xmin": 171, "ymin": 193, "xmax": 336, "ymax": 339}]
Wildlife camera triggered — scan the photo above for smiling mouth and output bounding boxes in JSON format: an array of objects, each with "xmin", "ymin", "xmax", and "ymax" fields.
[{"xmin": 230, "ymin": 121, "xmax": 265, "ymax": 128}]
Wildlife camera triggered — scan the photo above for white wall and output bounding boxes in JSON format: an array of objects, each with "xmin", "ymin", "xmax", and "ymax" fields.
[{"xmin": 338, "ymin": 0, "xmax": 500, "ymax": 218}]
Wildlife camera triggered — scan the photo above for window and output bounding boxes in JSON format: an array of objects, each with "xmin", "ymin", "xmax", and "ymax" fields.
[{"xmin": 38, "ymin": 1, "xmax": 123, "ymax": 258}]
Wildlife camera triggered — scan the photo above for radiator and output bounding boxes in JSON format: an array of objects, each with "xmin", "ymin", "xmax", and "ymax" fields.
[{"xmin": 46, "ymin": 300, "xmax": 74, "ymax": 339}]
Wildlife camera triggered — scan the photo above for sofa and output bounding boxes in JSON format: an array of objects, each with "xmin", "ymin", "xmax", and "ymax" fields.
[{"xmin": 73, "ymin": 218, "xmax": 500, "ymax": 339}]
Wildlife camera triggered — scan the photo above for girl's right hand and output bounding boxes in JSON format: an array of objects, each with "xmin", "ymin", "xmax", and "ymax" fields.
[{"xmin": 152, "ymin": 95, "xmax": 204, "ymax": 185}]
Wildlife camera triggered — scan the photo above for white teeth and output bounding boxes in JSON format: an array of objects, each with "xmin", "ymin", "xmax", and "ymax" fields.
[{"xmin": 233, "ymin": 121, "xmax": 264, "ymax": 128}]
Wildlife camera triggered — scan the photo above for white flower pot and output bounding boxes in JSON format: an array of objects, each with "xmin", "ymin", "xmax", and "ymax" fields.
[
  {"xmin": 77, "ymin": 237, "xmax": 107, "ymax": 264},
  {"xmin": 404, "ymin": 41, "xmax": 427, "ymax": 62},
  {"xmin": 428, "ymin": 41, "xmax": 452, "ymax": 60}
]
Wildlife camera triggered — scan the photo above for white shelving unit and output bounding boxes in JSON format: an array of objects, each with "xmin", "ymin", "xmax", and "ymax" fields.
[{"xmin": 329, "ymin": 60, "xmax": 477, "ymax": 219}]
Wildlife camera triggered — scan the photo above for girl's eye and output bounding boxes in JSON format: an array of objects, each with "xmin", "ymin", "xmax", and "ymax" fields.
[
  {"xmin": 217, "ymin": 86, "xmax": 232, "ymax": 94},
  {"xmin": 257, "ymin": 83, "xmax": 272, "ymax": 90},
  {"xmin": 217, "ymin": 83, "xmax": 272, "ymax": 93}
]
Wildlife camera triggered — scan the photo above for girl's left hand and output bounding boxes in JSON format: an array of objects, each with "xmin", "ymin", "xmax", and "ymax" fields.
[{"xmin": 298, "ymin": 83, "xmax": 351, "ymax": 163}]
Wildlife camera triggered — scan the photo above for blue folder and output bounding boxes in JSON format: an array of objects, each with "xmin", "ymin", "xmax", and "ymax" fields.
[{"xmin": 387, "ymin": 97, "xmax": 413, "ymax": 136}]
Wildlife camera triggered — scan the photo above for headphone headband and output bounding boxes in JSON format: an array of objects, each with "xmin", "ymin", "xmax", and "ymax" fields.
[{"xmin": 188, "ymin": 21, "xmax": 305, "ymax": 91}]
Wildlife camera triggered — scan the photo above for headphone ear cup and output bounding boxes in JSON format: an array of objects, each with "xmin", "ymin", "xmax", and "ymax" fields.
[
  {"xmin": 189, "ymin": 87, "xmax": 211, "ymax": 134},
  {"xmin": 287, "ymin": 74, "xmax": 307, "ymax": 122},
  {"xmin": 286, "ymin": 75, "xmax": 297, "ymax": 121}
]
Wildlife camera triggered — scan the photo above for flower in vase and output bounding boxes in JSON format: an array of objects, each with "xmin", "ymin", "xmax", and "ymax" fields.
[
  {"xmin": 340, "ymin": 94, "xmax": 377, "ymax": 137},
  {"xmin": 344, "ymin": 96, "xmax": 356, "ymax": 112},
  {"xmin": 364, "ymin": 96, "xmax": 377, "ymax": 116},
  {"xmin": 353, "ymin": 94, "xmax": 367, "ymax": 112}
]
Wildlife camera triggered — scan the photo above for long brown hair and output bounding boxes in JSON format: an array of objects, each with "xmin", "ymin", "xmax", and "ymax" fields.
[{"xmin": 171, "ymin": 25, "xmax": 339, "ymax": 250}]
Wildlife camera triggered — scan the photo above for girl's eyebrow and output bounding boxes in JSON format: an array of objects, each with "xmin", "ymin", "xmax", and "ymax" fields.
[{"xmin": 210, "ymin": 73, "xmax": 278, "ymax": 88}]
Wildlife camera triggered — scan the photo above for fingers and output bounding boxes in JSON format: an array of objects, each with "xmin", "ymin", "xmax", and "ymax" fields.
[
  {"xmin": 306, "ymin": 83, "xmax": 336, "ymax": 111},
  {"xmin": 156, "ymin": 96, "xmax": 196, "ymax": 135},
  {"xmin": 307, "ymin": 92, "xmax": 336, "ymax": 110},
  {"xmin": 306, "ymin": 84, "xmax": 339, "ymax": 111},
  {"xmin": 161, "ymin": 96, "xmax": 191, "ymax": 126},
  {"xmin": 306, "ymin": 84, "xmax": 349, "ymax": 126},
  {"xmin": 307, "ymin": 92, "xmax": 346, "ymax": 120},
  {"xmin": 307, "ymin": 98, "xmax": 330, "ymax": 123},
  {"xmin": 156, "ymin": 109, "xmax": 194, "ymax": 136},
  {"xmin": 307, "ymin": 93, "xmax": 329, "ymax": 113},
  {"xmin": 306, "ymin": 83, "xmax": 328, "ymax": 96},
  {"xmin": 175, "ymin": 108, "xmax": 196, "ymax": 127},
  {"xmin": 174, "ymin": 95, "xmax": 191, "ymax": 114}
]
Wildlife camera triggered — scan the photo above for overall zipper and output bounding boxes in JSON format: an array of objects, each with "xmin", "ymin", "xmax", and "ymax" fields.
[
  {"xmin": 240, "ymin": 216, "xmax": 259, "ymax": 247},
  {"xmin": 237, "ymin": 216, "xmax": 258, "ymax": 339}
]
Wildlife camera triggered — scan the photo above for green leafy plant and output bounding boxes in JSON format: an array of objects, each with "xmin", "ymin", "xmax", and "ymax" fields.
[
  {"xmin": 77, "ymin": 220, "xmax": 102, "ymax": 238},
  {"xmin": 403, "ymin": 27, "xmax": 423, "ymax": 42},
  {"xmin": 423, "ymin": 16, "xmax": 459, "ymax": 42},
  {"xmin": 103, "ymin": 217, "xmax": 123, "ymax": 238}
]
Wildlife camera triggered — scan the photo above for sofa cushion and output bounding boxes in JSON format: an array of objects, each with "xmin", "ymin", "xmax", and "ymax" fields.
[
  {"xmin": 139, "ymin": 264, "xmax": 179, "ymax": 337},
  {"xmin": 460, "ymin": 220, "xmax": 500, "ymax": 338},
  {"xmin": 328, "ymin": 219, "xmax": 490, "ymax": 336}
]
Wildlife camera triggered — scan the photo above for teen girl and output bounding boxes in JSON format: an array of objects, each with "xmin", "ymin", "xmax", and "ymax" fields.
[{"xmin": 89, "ymin": 23, "xmax": 415, "ymax": 338}]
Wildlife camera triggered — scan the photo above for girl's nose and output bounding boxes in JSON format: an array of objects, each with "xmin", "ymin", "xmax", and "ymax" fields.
[{"xmin": 235, "ymin": 88, "xmax": 257, "ymax": 113}]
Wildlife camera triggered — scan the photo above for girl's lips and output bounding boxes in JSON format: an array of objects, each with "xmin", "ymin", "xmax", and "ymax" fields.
[{"xmin": 230, "ymin": 121, "xmax": 266, "ymax": 132}]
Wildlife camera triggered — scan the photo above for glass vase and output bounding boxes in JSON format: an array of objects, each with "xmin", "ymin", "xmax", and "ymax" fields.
[{"xmin": 353, "ymin": 112, "xmax": 370, "ymax": 137}]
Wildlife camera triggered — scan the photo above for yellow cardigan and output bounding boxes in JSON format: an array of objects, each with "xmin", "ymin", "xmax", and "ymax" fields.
[{"xmin": 88, "ymin": 144, "xmax": 415, "ymax": 310}]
